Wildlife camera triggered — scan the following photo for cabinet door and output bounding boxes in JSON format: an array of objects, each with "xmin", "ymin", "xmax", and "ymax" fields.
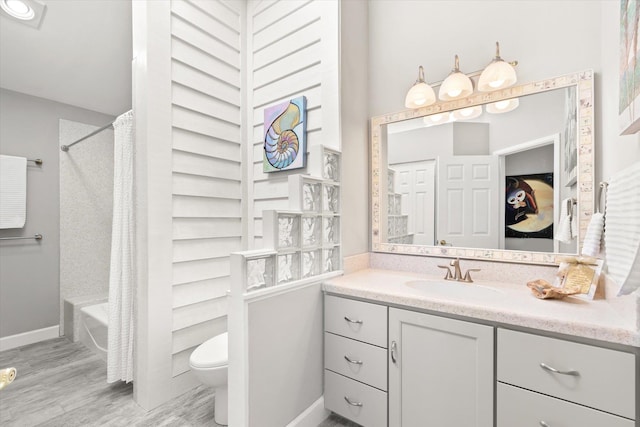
[{"xmin": 389, "ymin": 308, "xmax": 494, "ymax": 427}]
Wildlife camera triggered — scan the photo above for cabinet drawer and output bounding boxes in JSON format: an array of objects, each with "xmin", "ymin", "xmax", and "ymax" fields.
[
  {"xmin": 497, "ymin": 382, "xmax": 634, "ymax": 427},
  {"xmin": 497, "ymin": 328, "xmax": 636, "ymax": 419},
  {"xmin": 324, "ymin": 370, "xmax": 387, "ymax": 427},
  {"xmin": 325, "ymin": 332, "xmax": 387, "ymax": 391},
  {"xmin": 325, "ymin": 295, "xmax": 387, "ymax": 347}
]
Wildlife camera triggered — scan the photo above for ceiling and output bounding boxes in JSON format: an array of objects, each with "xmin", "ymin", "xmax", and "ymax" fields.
[{"xmin": 0, "ymin": 0, "xmax": 132, "ymax": 116}]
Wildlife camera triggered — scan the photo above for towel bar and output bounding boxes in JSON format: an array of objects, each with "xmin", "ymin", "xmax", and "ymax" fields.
[{"xmin": 0, "ymin": 234, "xmax": 43, "ymax": 241}]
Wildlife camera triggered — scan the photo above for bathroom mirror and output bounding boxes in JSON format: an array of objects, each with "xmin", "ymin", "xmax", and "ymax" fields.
[{"xmin": 371, "ymin": 70, "xmax": 594, "ymax": 265}]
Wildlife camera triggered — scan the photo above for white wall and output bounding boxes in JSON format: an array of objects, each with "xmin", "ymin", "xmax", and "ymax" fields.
[
  {"xmin": 247, "ymin": 0, "xmax": 340, "ymax": 249},
  {"xmin": 59, "ymin": 119, "xmax": 115, "ymax": 336},
  {"xmin": 132, "ymin": 0, "xmax": 246, "ymax": 409},
  {"xmin": 600, "ymin": 1, "xmax": 640, "ymax": 182},
  {"xmin": 340, "ymin": 0, "xmax": 370, "ymax": 257},
  {"xmin": 0, "ymin": 89, "xmax": 113, "ymax": 339},
  {"xmin": 169, "ymin": 0, "xmax": 244, "ymax": 379},
  {"xmin": 365, "ymin": 0, "xmax": 640, "ymax": 253}
]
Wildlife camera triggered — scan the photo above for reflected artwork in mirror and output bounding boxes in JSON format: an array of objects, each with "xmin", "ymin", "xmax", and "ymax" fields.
[{"xmin": 371, "ymin": 70, "xmax": 594, "ymax": 265}]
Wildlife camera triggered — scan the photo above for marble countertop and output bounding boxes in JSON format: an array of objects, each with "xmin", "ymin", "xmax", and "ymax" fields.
[{"xmin": 323, "ymin": 268, "xmax": 640, "ymax": 348}]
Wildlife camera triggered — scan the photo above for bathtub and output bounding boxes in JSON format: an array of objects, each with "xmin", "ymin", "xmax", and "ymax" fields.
[{"xmin": 80, "ymin": 302, "xmax": 108, "ymax": 361}]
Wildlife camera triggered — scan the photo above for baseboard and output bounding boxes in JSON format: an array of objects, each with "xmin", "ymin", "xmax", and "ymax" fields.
[
  {"xmin": 0, "ymin": 325, "xmax": 60, "ymax": 352},
  {"xmin": 286, "ymin": 396, "xmax": 330, "ymax": 427}
]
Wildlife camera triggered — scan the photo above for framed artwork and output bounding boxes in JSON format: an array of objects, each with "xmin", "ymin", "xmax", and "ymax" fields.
[
  {"xmin": 505, "ymin": 173, "xmax": 554, "ymax": 239},
  {"xmin": 620, "ymin": 0, "xmax": 640, "ymax": 135},
  {"xmin": 562, "ymin": 86, "xmax": 577, "ymax": 186},
  {"xmin": 263, "ymin": 96, "xmax": 307, "ymax": 172},
  {"xmin": 556, "ymin": 258, "xmax": 604, "ymax": 300}
]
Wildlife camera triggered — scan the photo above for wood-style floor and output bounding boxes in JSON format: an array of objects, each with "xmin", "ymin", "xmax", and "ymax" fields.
[
  {"xmin": 0, "ymin": 337, "xmax": 221, "ymax": 426},
  {"xmin": 0, "ymin": 337, "xmax": 359, "ymax": 427}
]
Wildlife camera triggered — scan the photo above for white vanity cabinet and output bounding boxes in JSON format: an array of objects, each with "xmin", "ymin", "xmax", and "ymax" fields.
[
  {"xmin": 497, "ymin": 328, "xmax": 637, "ymax": 427},
  {"xmin": 388, "ymin": 307, "xmax": 494, "ymax": 427},
  {"xmin": 324, "ymin": 295, "xmax": 388, "ymax": 426}
]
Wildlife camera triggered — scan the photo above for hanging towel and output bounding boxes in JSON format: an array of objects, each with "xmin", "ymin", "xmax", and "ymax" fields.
[
  {"xmin": 0, "ymin": 155, "xmax": 27, "ymax": 229},
  {"xmin": 555, "ymin": 198, "xmax": 574, "ymax": 244},
  {"xmin": 581, "ymin": 212, "xmax": 604, "ymax": 257},
  {"xmin": 107, "ymin": 110, "xmax": 136, "ymax": 383},
  {"xmin": 604, "ymin": 161, "xmax": 640, "ymax": 296}
]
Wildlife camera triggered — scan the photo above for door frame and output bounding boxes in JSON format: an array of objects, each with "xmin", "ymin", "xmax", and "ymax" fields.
[{"xmin": 493, "ymin": 133, "xmax": 560, "ymax": 252}]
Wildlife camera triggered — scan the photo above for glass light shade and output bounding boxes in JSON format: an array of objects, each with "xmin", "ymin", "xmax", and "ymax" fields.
[
  {"xmin": 452, "ymin": 106, "xmax": 483, "ymax": 120},
  {"xmin": 405, "ymin": 82, "xmax": 436, "ymax": 109},
  {"xmin": 439, "ymin": 72, "xmax": 473, "ymax": 101},
  {"xmin": 423, "ymin": 112, "xmax": 452, "ymax": 126},
  {"xmin": 1, "ymin": 0, "xmax": 34, "ymax": 19},
  {"xmin": 486, "ymin": 98, "xmax": 519, "ymax": 114},
  {"xmin": 478, "ymin": 60, "xmax": 517, "ymax": 91}
]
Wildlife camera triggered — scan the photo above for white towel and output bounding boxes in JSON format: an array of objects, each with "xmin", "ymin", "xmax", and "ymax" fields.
[
  {"xmin": 604, "ymin": 161, "xmax": 640, "ymax": 296},
  {"xmin": 581, "ymin": 212, "xmax": 604, "ymax": 257},
  {"xmin": 555, "ymin": 198, "xmax": 574, "ymax": 244},
  {"xmin": 0, "ymin": 155, "xmax": 27, "ymax": 229}
]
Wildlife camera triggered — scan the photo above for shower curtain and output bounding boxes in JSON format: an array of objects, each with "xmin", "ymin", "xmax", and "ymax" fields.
[{"xmin": 107, "ymin": 110, "xmax": 135, "ymax": 383}]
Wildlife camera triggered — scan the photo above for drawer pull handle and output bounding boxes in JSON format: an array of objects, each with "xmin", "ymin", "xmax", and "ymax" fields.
[
  {"xmin": 540, "ymin": 362, "xmax": 580, "ymax": 376},
  {"xmin": 344, "ymin": 396, "xmax": 363, "ymax": 407},
  {"xmin": 344, "ymin": 316, "xmax": 363, "ymax": 325},
  {"xmin": 344, "ymin": 355, "xmax": 363, "ymax": 365},
  {"xmin": 539, "ymin": 421, "xmax": 551, "ymax": 427},
  {"xmin": 390, "ymin": 340, "xmax": 397, "ymax": 364}
]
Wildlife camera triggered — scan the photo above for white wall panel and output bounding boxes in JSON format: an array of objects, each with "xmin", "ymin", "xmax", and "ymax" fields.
[
  {"xmin": 172, "ymin": 61, "xmax": 240, "ymax": 107},
  {"xmin": 173, "ymin": 128, "xmax": 240, "ymax": 162},
  {"xmin": 173, "ymin": 217, "xmax": 242, "ymax": 239},
  {"xmin": 172, "ymin": 84, "xmax": 240, "ymax": 124},
  {"xmin": 253, "ymin": 20, "xmax": 321, "ymax": 70},
  {"xmin": 252, "ymin": 1, "xmax": 320, "ymax": 51},
  {"xmin": 173, "ymin": 277, "xmax": 230, "ymax": 308},
  {"xmin": 169, "ymin": 0, "xmax": 244, "ymax": 378},
  {"xmin": 173, "ymin": 237, "xmax": 242, "ymax": 262},
  {"xmin": 172, "ymin": 173, "xmax": 241, "ymax": 199},
  {"xmin": 173, "ymin": 298, "xmax": 229, "ymax": 332},
  {"xmin": 171, "ymin": 0, "xmax": 240, "ymax": 50}
]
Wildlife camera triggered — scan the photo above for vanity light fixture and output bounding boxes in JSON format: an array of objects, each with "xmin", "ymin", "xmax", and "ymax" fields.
[
  {"xmin": 451, "ymin": 105, "xmax": 483, "ymax": 120},
  {"xmin": 486, "ymin": 98, "xmax": 520, "ymax": 114},
  {"xmin": 439, "ymin": 55, "xmax": 473, "ymax": 101},
  {"xmin": 404, "ymin": 42, "xmax": 518, "ymax": 109},
  {"xmin": 404, "ymin": 65, "xmax": 437, "ymax": 109},
  {"xmin": 478, "ymin": 42, "xmax": 518, "ymax": 91},
  {"xmin": 423, "ymin": 112, "xmax": 452, "ymax": 126},
  {"xmin": 0, "ymin": 0, "xmax": 46, "ymax": 28}
]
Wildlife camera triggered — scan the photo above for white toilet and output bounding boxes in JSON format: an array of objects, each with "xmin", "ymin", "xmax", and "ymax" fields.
[{"xmin": 189, "ymin": 332, "xmax": 228, "ymax": 425}]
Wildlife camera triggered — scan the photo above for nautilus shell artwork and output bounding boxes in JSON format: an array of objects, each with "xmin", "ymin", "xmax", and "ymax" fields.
[{"xmin": 264, "ymin": 96, "xmax": 307, "ymax": 172}]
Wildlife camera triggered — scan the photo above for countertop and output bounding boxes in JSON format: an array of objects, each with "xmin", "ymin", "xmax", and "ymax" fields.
[{"xmin": 323, "ymin": 269, "xmax": 640, "ymax": 348}]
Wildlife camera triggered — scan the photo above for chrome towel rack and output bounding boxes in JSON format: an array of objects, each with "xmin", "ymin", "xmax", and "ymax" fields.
[
  {"xmin": 28, "ymin": 159, "xmax": 43, "ymax": 165},
  {"xmin": 0, "ymin": 234, "xmax": 43, "ymax": 241}
]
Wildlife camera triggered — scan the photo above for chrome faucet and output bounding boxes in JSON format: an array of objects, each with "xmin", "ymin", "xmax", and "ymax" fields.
[
  {"xmin": 450, "ymin": 258, "xmax": 463, "ymax": 281},
  {"xmin": 438, "ymin": 258, "xmax": 481, "ymax": 283}
]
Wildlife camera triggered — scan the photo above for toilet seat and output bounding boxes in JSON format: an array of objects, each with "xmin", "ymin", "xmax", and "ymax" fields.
[{"xmin": 190, "ymin": 332, "xmax": 228, "ymax": 369}]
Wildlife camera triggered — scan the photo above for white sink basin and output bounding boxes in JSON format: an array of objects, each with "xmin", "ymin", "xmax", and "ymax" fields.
[{"xmin": 405, "ymin": 279, "xmax": 503, "ymax": 299}]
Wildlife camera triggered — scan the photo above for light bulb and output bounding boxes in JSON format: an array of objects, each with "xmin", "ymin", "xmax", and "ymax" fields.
[
  {"xmin": 486, "ymin": 98, "xmax": 519, "ymax": 114},
  {"xmin": 1, "ymin": 0, "xmax": 35, "ymax": 20},
  {"xmin": 489, "ymin": 79, "xmax": 505, "ymax": 88},
  {"xmin": 447, "ymin": 89, "xmax": 462, "ymax": 98},
  {"xmin": 451, "ymin": 105, "xmax": 483, "ymax": 120}
]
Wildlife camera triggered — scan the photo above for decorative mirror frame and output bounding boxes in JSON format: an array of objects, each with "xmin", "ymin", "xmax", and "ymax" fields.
[{"xmin": 371, "ymin": 70, "xmax": 594, "ymax": 265}]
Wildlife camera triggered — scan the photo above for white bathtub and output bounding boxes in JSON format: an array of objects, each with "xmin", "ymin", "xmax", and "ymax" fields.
[{"xmin": 80, "ymin": 302, "xmax": 108, "ymax": 361}]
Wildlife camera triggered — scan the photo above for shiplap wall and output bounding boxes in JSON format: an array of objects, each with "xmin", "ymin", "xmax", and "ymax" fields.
[
  {"xmin": 169, "ymin": 0, "xmax": 244, "ymax": 377},
  {"xmin": 248, "ymin": 0, "xmax": 339, "ymax": 248}
]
